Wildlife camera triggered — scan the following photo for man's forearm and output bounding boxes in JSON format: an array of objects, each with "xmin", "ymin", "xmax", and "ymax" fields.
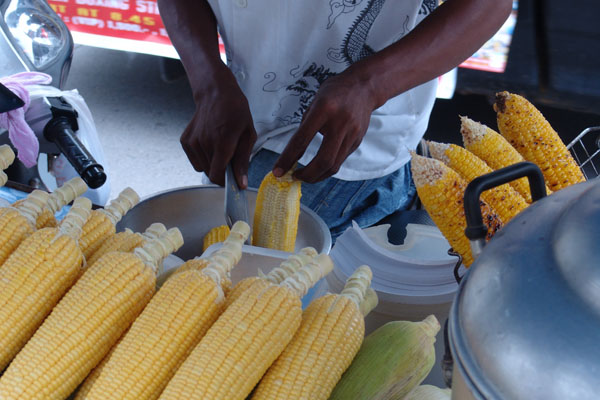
[
  {"xmin": 350, "ymin": 0, "xmax": 514, "ymax": 108},
  {"xmin": 157, "ymin": 0, "xmax": 229, "ymax": 94}
]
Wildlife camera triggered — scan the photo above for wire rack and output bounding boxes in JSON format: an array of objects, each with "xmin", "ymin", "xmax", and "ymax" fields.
[{"xmin": 567, "ymin": 126, "xmax": 600, "ymax": 179}]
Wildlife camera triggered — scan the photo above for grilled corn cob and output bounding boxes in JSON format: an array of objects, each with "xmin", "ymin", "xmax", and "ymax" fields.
[
  {"xmin": 252, "ymin": 265, "xmax": 375, "ymax": 400},
  {"xmin": 86, "ymin": 223, "xmax": 167, "ymax": 267},
  {"xmin": 203, "ymin": 224, "xmax": 230, "ymax": 252},
  {"xmin": 460, "ymin": 116, "xmax": 552, "ymax": 202},
  {"xmin": 77, "ymin": 221, "xmax": 250, "ymax": 400},
  {"xmin": 411, "ymin": 153, "xmax": 503, "ymax": 266},
  {"xmin": 0, "ymin": 197, "xmax": 91, "ymax": 371},
  {"xmin": 159, "ymin": 253, "xmax": 334, "ymax": 400},
  {"xmin": 0, "ymin": 228, "xmax": 183, "ymax": 400},
  {"xmin": 494, "ymin": 91, "xmax": 585, "ymax": 191},
  {"xmin": 0, "ymin": 145, "xmax": 16, "ymax": 186},
  {"xmin": 329, "ymin": 315, "xmax": 440, "ymax": 400},
  {"xmin": 253, "ymin": 169, "xmax": 301, "ymax": 252},
  {"xmin": 79, "ymin": 187, "xmax": 139, "ymax": 260},
  {"xmin": 0, "ymin": 189, "xmax": 49, "ymax": 267},
  {"xmin": 427, "ymin": 141, "xmax": 527, "ymax": 223},
  {"xmin": 223, "ymin": 246, "xmax": 318, "ymax": 309}
]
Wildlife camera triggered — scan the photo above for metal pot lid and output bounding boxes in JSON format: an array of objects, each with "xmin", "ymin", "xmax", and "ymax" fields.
[{"xmin": 450, "ymin": 177, "xmax": 600, "ymax": 399}]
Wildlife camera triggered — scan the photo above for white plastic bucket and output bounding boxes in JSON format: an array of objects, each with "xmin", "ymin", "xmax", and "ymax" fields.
[{"xmin": 327, "ymin": 221, "xmax": 463, "ymax": 388}]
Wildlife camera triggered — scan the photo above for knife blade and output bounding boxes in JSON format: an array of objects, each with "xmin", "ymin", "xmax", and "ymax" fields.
[{"xmin": 224, "ymin": 164, "xmax": 251, "ymax": 244}]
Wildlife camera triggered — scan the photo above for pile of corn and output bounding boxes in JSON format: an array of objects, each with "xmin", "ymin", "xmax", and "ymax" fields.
[
  {"xmin": 0, "ymin": 169, "xmax": 441, "ymax": 399},
  {"xmin": 412, "ymin": 91, "xmax": 585, "ymax": 266}
]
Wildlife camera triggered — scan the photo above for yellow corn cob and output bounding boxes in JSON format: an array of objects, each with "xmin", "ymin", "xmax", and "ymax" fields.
[
  {"xmin": 253, "ymin": 169, "xmax": 301, "ymax": 252},
  {"xmin": 494, "ymin": 91, "xmax": 585, "ymax": 191},
  {"xmin": 252, "ymin": 266, "xmax": 375, "ymax": 400},
  {"xmin": 86, "ymin": 223, "xmax": 167, "ymax": 267},
  {"xmin": 79, "ymin": 187, "xmax": 139, "ymax": 260},
  {"xmin": 0, "ymin": 197, "xmax": 91, "ymax": 371},
  {"xmin": 427, "ymin": 141, "xmax": 527, "ymax": 223},
  {"xmin": 224, "ymin": 246, "xmax": 318, "ymax": 309},
  {"xmin": 359, "ymin": 287, "xmax": 379, "ymax": 317},
  {"xmin": 411, "ymin": 154, "xmax": 503, "ymax": 266},
  {"xmin": 11, "ymin": 178, "xmax": 88, "ymax": 229},
  {"xmin": 0, "ymin": 190, "xmax": 49, "ymax": 267},
  {"xmin": 460, "ymin": 116, "xmax": 552, "ymax": 203},
  {"xmin": 76, "ymin": 221, "xmax": 250, "ymax": 400},
  {"xmin": 0, "ymin": 228, "xmax": 183, "ymax": 400},
  {"xmin": 203, "ymin": 224, "xmax": 231, "ymax": 252},
  {"xmin": 158, "ymin": 253, "xmax": 334, "ymax": 400},
  {"xmin": 0, "ymin": 144, "xmax": 16, "ymax": 186}
]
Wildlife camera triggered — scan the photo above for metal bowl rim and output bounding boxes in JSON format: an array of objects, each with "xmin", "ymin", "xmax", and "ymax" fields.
[{"xmin": 137, "ymin": 184, "xmax": 332, "ymax": 254}]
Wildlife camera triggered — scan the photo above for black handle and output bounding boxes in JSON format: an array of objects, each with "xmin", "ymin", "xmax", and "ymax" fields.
[
  {"xmin": 44, "ymin": 117, "xmax": 106, "ymax": 189},
  {"xmin": 464, "ymin": 161, "xmax": 546, "ymax": 242}
]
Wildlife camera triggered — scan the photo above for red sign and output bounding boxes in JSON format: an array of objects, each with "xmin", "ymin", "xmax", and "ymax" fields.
[{"xmin": 48, "ymin": 0, "xmax": 171, "ymax": 45}]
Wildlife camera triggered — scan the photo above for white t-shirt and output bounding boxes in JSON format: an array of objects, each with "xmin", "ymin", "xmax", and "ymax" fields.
[{"xmin": 207, "ymin": 0, "xmax": 438, "ymax": 180}]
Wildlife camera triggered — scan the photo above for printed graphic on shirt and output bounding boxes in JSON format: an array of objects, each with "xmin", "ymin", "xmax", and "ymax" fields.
[
  {"xmin": 262, "ymin": 63, "xmax": 337, "ymax": 125},
  {"xmin": 259, "ymin": 0, "xmax": 437, "ymax": 129},
  {"xmin": 420, "ymin": 0, "xmax": 438, "ymax": 15},
  {"xmin": 327, "ymin": 0, "xmax": 364, "ymax": 29}
]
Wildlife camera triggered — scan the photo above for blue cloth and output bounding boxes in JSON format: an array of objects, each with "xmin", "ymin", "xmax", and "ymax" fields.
[{"xmin": 248, "ymin": 149, "xmax": 416, "ymax": 240}]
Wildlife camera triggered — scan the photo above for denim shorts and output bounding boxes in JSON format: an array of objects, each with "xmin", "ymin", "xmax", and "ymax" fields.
[{"xmin": 248, "ymin": 149, "xmax": 416, "ymax": 240}]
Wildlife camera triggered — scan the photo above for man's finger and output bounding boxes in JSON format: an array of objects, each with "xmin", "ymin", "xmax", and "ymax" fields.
[
  {"xmin": 273, "ymin": 108, "xmax": 326, "ymax": 177},
  {"xmin": 293, "ymin": 131, "xmax": 343, "ymax": 183}
]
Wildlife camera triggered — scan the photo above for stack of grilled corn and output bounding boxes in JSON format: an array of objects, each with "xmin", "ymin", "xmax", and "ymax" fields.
[{"xmin": 412, "ymin": 91, "xmax": 585, "ymax": 266}]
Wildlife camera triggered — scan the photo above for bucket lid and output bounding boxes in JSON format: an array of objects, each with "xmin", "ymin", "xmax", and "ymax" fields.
[{"xmin": 330, "ymin": 221, "xmax": 461, "ymax": 304}]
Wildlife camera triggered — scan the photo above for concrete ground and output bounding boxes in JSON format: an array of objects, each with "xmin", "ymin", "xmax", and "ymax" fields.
[{"xmin": 64, "ymin": 45, "xmax": 200, "ymax": 200}]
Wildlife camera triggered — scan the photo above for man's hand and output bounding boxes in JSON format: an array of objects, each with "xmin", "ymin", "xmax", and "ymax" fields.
[
  {"xmin": 273, "ymin": 69, "xmax": 378, "ymax": 183},
  {"xmin": 181, "ymin": 75, "xmax": 257, "ymax": 188}
]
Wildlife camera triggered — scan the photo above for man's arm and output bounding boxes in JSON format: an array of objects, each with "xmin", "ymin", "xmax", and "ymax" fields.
[
  {"xmin": 157, "ymin": 0, "xmax": 257, "ymax": 188},
  {"xmin": 274, "ymin": 0, "xmax": 514, "ymax": 183}
]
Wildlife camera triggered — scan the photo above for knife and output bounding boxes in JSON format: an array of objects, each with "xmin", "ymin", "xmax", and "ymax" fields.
[{"xmin": 224, "ymin": 163, "xmax": 251, "ymax": 244}]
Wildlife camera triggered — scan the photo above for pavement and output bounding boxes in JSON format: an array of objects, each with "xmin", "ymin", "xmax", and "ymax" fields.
[
  {"xmin": 64, "ymin": 44, "xmax": 201, "ymax": 200},
  {"xmin": 64, "ymin": 45, "xmax": 600, "ymax": 201}
]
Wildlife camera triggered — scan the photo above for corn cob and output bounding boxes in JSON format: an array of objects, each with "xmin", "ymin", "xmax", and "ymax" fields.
[
  {"xmin": 12, "ymin": 177, "xmax": 88, "ymax": 229},
  {"xmin": 0, "ymin": 189, "xmax": 49, "ymax": 267},
  {"xmin": 76, "ymin": 221, "xmax": 250, "ymax": 400},
  {"xmin": 223, "ymin": 246, "xmax": 318, "ymax": 309},
  {"xmin": 360, "ymin": 287, "xmax": 379, "ymax": 317},
  {"xmin": 411, "ymin": 153, "xmax": 503, "ymax": 266},
  {"xmin": 86, "ymin": 223, "xmax": 167, "ymax": 267},
  {"xmin": 0, "ymin": 145, "xmax": 15, "ymax": 186},
  {"xmin": 460, "ymin": 116, "xmax": 552, "ymax": 202},
  {"xmin": 252, "ymin": 265, "xmax": 375, "ymax": 400},
  {"xmin": 159, "ymin": 253, "xmax": 334, "ymax": 400},
  {"xmin": 329, "ymin": 315, "xmax": 440, "ymax": 400},
  {"xmin": 0, "ymin": 228, "xmax": 183, "ymax": 400},
  {"xmin": 253, "ymin": 169, "xmax": 301, "ymax": 252},
  {"xmin": 494, "ymin": 91, "xmax": 585, "ymax": 191},
  {"xmin": 203, "ymin": 224, "xmax": 230, "ymax": 252},
  {"xmin": 0, "ymin": 197, "xmax": 91, "ymax": 371},
  {"xmin": 79, "ymin": 187, "xmax": 139, "ymax": 260},
  {"xmin": 427, "ymin": 140, "xmax": 527, "ymax": 223}
]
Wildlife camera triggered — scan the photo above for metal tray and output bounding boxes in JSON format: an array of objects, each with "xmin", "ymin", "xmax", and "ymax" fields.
[{"xmin": 116, "ymin": 185, "xmax": 332, "ymax": 261}]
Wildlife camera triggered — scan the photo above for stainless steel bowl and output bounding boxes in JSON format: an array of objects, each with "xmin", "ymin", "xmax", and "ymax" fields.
[{"xmin": 116, "ymin": 185, "xmax": 332, "ymax": 260}]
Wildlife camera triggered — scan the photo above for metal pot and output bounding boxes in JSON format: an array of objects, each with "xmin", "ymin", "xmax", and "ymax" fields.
[
  {"xmin": 448, "ymin": 163, "xmax": 600, "ymax": 399},
  {"xmin": 116, "ymin": 185, "xmax": 332, "ymax": 261}
]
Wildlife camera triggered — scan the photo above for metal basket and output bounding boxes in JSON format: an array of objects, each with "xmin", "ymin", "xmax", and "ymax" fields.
[{"xmin": 567, "ymin": 126, "xmax": 600, "ymax": 179}]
